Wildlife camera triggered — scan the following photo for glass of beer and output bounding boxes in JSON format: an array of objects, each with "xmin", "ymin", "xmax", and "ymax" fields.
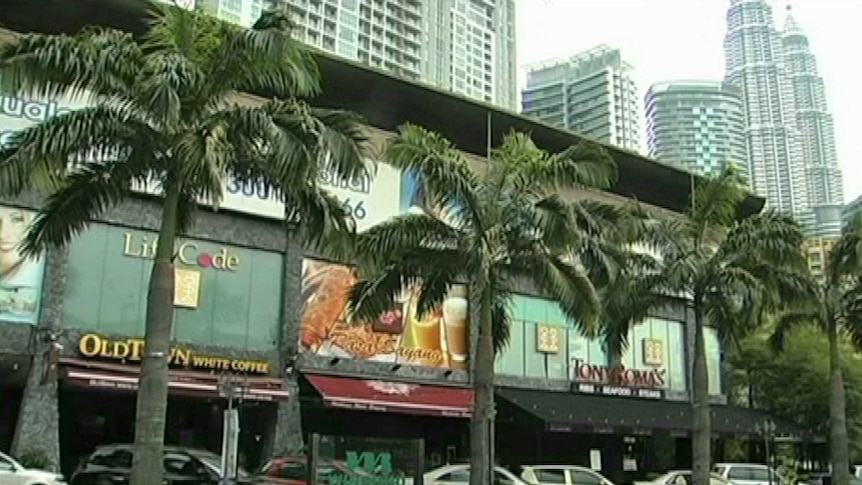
[
  {"xmin": 407, "ymin": 289, "xmax": 442, "ymax": 351},
  {"xmin": 443, "ymin": 284, "xmax": 469, "ymax": 366}
]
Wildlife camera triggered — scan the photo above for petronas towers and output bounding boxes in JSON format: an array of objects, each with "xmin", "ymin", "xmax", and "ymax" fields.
[{"xmin": 724, "ymin": 0, "xmax": 844, "ymax": 237}]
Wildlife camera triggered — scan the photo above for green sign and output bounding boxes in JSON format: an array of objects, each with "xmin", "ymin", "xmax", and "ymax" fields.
[{"xmin": 326, "ymin": 450, "xmax": 407, "ymax": 485}]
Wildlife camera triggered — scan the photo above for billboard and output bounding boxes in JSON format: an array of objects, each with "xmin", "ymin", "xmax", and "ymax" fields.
[
  {"xmin": 300, "ymin": 259, "xmax": 469, "ymax": 369},
  {"xmin": 0, "ymin": 206, "xmax": 46, "ymax": 324}
]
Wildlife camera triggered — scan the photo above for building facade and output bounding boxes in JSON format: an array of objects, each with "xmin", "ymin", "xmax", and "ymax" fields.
[
  {"xmin": 723, "ymin": 0, "xmax": 808, "ymax": 222},
  {"xmin": 195, "ymin": 0, "xmax": 518, "ymax": 109},
  {"xmin": 645, "ymin": 81, "xmax": 747, "ymax": 177},
  {"xmin": 781, "ymin": 6, "xmax": 845, "ymax": 238},
  {"xmin": 0, "ymin": 3, "xmax": 813, "ymax": 481},
  {"xmin": 521, "ymin": 45, "xmax": 642, "ymax": 152}
]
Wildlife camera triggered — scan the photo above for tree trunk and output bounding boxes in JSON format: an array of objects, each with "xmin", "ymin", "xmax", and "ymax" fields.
[
  {"xmin": 828, "ymin": 324, "xmax": 850, "ymax": 485},
  {"xmin": 691, "ymin": 304, "xmax": 712, "ymax": 485},
  {"xmin": 129, "ymin": 183, "xmax": 182, "ymax": 485},
  {"xmin": 469, "ymin": 284, "xmax": 495, "ymax": 485}
]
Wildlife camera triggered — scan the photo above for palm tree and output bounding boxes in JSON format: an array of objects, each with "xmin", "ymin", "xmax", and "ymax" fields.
[
  {"xmin": 343, "ymin": 123, "xmax": 627, "ymax": 485},
  {"xmin": 770, "ymin": 214, "xmax": 862, "ymax": 485},
  {"xmin": 633, "ymin": 166, "xmax": 810, "ymax": 485},
  {"xmin": 0, "ymin": 5, "xmax": 367, "ymax": 484}
]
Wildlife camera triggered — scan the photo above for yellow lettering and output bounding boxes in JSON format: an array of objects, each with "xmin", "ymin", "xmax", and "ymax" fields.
[
  {"xmin": 128, "ymin": 339, "xmax": 145, "ymax": 361},
  {"xmin": 99, "ymin": 338, "xmax": 111, "ymax": 357},
  {"xmin": 79, "ymin": 334, "xmax": 101, "ymax": 357},
  {"xmin": 111, "ymin": 340, "xmax": 130, "ymax": 359},
  {"xmin": 173, "ymin": 348, "xmax": 192, "ymax": 366}
]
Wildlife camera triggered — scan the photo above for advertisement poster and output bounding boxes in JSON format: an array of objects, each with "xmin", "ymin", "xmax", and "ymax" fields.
[
  {"xmin": 300, "ymin": 259, "xmax": 470, "ymax": 369},
  {"xmin": 0, "ymin": 207, "xmax": 46, "ymax": 324}
]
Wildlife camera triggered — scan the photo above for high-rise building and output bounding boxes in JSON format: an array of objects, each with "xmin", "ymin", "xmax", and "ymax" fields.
[
  {"xmin": 724, "ymin": 0, "xmax": 808, "ymax": 222},
  {"xmin": 521, "ymin": 45, "xmax": 641, "ymax": 152},
  {"xmin": 645, "ymin": 81, "xmax": 746, "ymax": 177},
  {"xmin": 782, "ymin": 5, "xmax": 844, "ymax": 237},
  {"xmin": 196, "ymin": 0, "xmax": 517, "ymax": 109}
]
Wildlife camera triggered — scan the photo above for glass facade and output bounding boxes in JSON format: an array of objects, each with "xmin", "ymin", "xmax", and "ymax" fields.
[
  {"xmin": 496, "ymin": 294, "xmax": 725, "ymax": 395},
  {"xmin": 62, "ymin": 223, "xmax": 283, "ymax": 351}
]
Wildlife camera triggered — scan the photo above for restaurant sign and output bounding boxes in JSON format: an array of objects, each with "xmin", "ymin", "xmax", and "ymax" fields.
[
  {"xmin": 78, "ymin": 333, "xmax": 270, "ymax": 374},
  {"xmin": 570, "ymin": 358, "xmax": 666, "ymax": 400}
]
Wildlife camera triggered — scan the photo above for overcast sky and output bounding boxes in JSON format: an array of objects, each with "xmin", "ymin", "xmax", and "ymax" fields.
[{"xmin": 515, "ymin": 0, "xmax": 862, "ymax": 202}]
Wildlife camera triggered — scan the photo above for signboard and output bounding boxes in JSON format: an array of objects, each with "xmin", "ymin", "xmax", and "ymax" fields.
[
  {"xmin": 1, "ymin": 90, "xmax": 405, "ymax": 227},
  {"xmin": 300, "ymin": 259, "xmax": 470, "ymax": 370},
  {"xmin": 78, "ymin": 333, "xmax": 271, "ymax": 374},
  {"xmin": 570, "ymin": 358, "xmax": 667, "ymax": 400},
  {"xmin": 536, "ymin": 324, "xmax": 561, "ymax": 353}
]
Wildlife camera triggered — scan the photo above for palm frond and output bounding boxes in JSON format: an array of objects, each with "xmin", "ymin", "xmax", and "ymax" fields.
[
  {"xmin": 0, "ymin": 28, "xmax": 141, "ymax": 102},
  {"xmin": 689, "ymin": 164, "xmax": 749, "ymax": 237},
  {"xmin": 283, "ymin": 185, "xmax": 355, "ymax": 251},
  {"xmin": 175, "ymin": 186, "xmax": 199, "ymax": 235},
  {"xmin": 722, "ymin": 209, "xmax": 807, "ymax": 269},
  {"xmin": 386, "ymin": 124, "xmax": 481, "ymax": 230},
  {"xmin": 204, "ymin": 9, "xmax": 320, "ymax": 99},
  {"xmin": 0, "ymin": 106, "xmax": 160, "ymax": 196},
  {"xmin": 351, "ymin": 213, "xmax": 463, "ymax": 271},
  {"xmin": 491, "ymin": 291, "xmax": 513, "ymax": 355},
  {"xmin": 840, "ymin": 278, "xmax": 862, "ymax": 351},
  {"xmin": 827, "ymin": 213, "xmax": 862, "ymax": 283},
  {"xmin": 20, "ymin": 161, "xmax": 147, "ymax": 257},
  {"xmin": 512, "ymin": 138, "xmax": 617, "ymax": 192},
  {"xmin": 769, "ymin": 310, "xmax": 820, "ymax": 351}
]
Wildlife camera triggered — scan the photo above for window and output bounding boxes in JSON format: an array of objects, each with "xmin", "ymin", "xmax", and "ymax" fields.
[
  {"xmin": 439, "ymin": 469, "xmax": 471, "ymax": 482},
  {"xmin": 494, "ymin": 471, "xmax": 517, "ymax": 485},
  {"xmin": 278, "ymin": 462, "xmax": 307, "ymax": 479},
  {"xmin": 535, "ymin": 469, "xmax": 567, "ymax": 484},
  {"xmin": 571, "ymin": 470, "xmax": 605, "ymax": 485},
  {"xmin": 0, "ymin": 455, "xmax": 15, "ymax": 471}
]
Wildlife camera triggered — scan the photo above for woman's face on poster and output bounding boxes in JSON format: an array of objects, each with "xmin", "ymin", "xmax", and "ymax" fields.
[{"xmin": 0, "ymin": 209, "xmax": 29, "ymax": 276}]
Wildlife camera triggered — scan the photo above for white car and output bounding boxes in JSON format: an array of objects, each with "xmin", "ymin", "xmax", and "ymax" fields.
[
  {"xmin": 713, "ymin": 463, "xmax": 783, "ymax": 485},
  {"xmin": 424, "ymin": 464, "xmax": 528, "ymax": 485},
  {"xmin": 520, "ymin": 465, "xmax": 615, "ymax": 485},
  {"xmin": 0, "ymin": 451, "xmax": 67, "ymax": 485},
  {"xmin": 638, "ymin": 470, "xmax": 732, "ymax": 485}
]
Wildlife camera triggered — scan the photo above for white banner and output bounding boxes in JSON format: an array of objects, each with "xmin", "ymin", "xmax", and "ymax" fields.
[{"xmin": 0, "ymin": 90, "xmax": 403, "ymax": 227}]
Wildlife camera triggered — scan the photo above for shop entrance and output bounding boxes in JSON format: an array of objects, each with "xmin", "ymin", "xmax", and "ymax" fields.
[
  {"xmin": 0, "ymin": 386, "xmax": 22, "ymax": 452},
  {"xmin": 58, "ymin": 389, "xmax": 275, "ymax": 476}
]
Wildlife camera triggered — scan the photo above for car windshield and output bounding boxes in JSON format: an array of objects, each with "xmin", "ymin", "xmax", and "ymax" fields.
[{"xmin": 189, "ymin": 450, "xmax": 248, "ymax": 478}]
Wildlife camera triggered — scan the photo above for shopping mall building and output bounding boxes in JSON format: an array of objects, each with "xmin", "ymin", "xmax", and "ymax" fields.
[{"xmin": 0, "ymin": 0, "xmax": 817, "ymax": 481}]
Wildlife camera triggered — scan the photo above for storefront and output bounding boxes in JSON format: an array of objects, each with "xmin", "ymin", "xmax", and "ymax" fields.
[
  {"xmin": 47, "ymin": 222, "xmax": 288, "ymax": 475},
  {"xmin": 492, "ymin": 293, "xmax": 810, "ymax": 482},
  {"xmin": 296, "ymin": 255, "xmax": 474, "ymax": 468}
]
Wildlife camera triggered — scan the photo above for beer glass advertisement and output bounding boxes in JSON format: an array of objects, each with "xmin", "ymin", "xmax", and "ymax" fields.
[
  {"xmin": 0, "ymin": 207, "xmax": 46, "ymax": 325},
  {"xmin": 300, "ymin": 259, "xmax": 470, "ymax": 369}
]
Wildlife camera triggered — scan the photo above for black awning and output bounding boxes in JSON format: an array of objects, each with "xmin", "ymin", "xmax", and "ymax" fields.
[{"xmin": 497, "ymin": 387, "xmax": 813, "ymax": 440}]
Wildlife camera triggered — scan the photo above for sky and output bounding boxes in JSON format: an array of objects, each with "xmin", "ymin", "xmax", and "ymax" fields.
[{"xmin": 515, "ymin": 0, "xmax": 862, "ymax": 202}]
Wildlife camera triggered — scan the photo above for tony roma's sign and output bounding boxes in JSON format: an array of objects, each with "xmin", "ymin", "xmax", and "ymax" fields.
[
  {"xmin": 78, "ymin": 333, "xmax": 270, "ymax": 374},
  {"xmin": 570, "ymin": 359, "xmax": 667, "ymax": 400}
]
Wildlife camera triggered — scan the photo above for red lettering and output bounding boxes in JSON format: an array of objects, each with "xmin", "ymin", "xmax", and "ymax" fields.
[{"xmin": 197, "ymin": 253, "xmax": 213, "ymax": 267}]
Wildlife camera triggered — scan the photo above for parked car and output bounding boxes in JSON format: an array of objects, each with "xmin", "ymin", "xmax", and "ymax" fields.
[
  {"xmin": 714, "ymin": 463, "xmax": 784, "ymax": 485},
  {"xmin": 256, "ymin": 456, "xmax": 372, "ymax": 484},
  {"xmin": 802, "ymin": 473, "xmax": 862, "ymax": 485},
  {"xmin": 424, "ymin": 464, "xmax": 527, "ymax": 485},
  {"xmin": 519, "ymin": 465, "xmax": 614, "ymax": 485},
  {"xmin": 69, "ymin": 444, "xmax": 252, "ymax": 485},
  {"xmin": 635, "ymin": 470, "xmax": 731, "ymax": 485},
  {"xmin": 0, "ymin": 451, "xmax": 67, "ymax": 485}
]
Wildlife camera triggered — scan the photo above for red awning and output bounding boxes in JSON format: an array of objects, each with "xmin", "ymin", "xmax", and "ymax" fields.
[
  {"xmin": 306, "ymin": 374, "xmax": 474, "ymax": 418},
  {"xmin": 60, "ymin": 358, "xmax": 289, "ymax": 402}
]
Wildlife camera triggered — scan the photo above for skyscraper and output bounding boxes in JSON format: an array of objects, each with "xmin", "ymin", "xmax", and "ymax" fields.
[
  {"xmin": 781, "ymin": 5, "xmax": 845, "ymax": 237},
  {"xmin": 645, "ymin": 81, "xmax": 746, "ymax": 177},
  {"xmin": 196, "ymin": 0, "xmax": 518, "ymax": 110},
  {"xmin": 521, "ymin": 45, "xmax": 641, "ymax": 152},
  {"xmin": 723, "ymin": 0, "xmax": 808, "ymax": 222}
]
